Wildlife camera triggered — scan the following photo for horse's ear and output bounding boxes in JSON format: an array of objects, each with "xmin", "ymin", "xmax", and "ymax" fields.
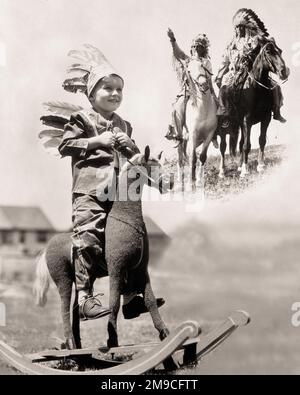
[
  {"xmin": 144, "ymin": 146, "xmax": 150, "ymax": 162},
  {"xmin": 157, "ymin": 151, "xmax": 163, "ymax": 160}
]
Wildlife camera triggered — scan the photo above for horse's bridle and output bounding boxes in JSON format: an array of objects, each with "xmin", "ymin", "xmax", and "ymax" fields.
[
  {"xmin": 247, "ymin": 42, "xmax": 288, "ymax": 90},
  {"xmin": 179, "ymin": 58, "xmax": 211, "ymax": 101},
  {"xmin": 247, "ymin": 72, "xmax": 286, "ymax": 90},
  {"xmin": 115, "ymin": 147, "xmax": 159, "ymax": 187}
]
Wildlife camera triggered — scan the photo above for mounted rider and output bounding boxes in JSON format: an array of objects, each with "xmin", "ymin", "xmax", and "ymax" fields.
[
  {"xmin": 215, "ymin": 8, "xmax": 286, "ymax": 125},
  {"xmin": 166, "ymin": 29, "xmax": 218, "ymax": 147}
]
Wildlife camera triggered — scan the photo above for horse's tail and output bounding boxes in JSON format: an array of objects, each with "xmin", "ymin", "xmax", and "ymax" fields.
[{"xmin": 33, "ymin": 250, "xmax": 50, "ymax": 307}]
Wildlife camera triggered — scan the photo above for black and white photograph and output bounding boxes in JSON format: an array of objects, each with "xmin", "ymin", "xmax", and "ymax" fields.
[{"xmin": 0, "ymin": 0, "xmax": 299, "ymax": 377}]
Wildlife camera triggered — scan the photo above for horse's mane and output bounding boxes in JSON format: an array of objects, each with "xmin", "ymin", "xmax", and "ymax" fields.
[{"xmin": 251, "ymin": 39, "xmax": 281, "ymax": 83}]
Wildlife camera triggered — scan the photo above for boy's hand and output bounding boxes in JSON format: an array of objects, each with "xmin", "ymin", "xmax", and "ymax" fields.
[
  {"xmin": 96, "ymin": 132, "xmax": 116, "ymax": 148},
  {"xmin": 115, "ymin": 132, "xmax": 134, "ymax": 150}
]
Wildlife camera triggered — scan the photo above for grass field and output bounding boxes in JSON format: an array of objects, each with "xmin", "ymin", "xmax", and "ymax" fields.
[
  {"xmin": 1, "ymin": 143, "xmax": 299, "ymax": 375},
  {"xmin": 163, "ymin": 144, "xmax": 286, "ymax": 201}
]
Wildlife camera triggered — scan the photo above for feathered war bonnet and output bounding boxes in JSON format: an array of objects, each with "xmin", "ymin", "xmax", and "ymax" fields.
[
  {"xmin": 38, "ymin": 45, "xmax": 123, "ymax": 156},
  {"xmin": 232, "ymin": 8, "xmax": 269, "ymax": 37},
  {"xmin": 190, "ymin": 34, "xmax": 210, "ymax": 56},
  {"xmin": 62, "ymin": 44, "xmax": 123, "ymax": 98}
]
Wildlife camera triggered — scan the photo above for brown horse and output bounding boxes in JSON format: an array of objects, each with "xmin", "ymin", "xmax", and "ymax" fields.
[
  {"xmin": 217, "ymin": 38, "xmax": 289, "ymax": 178},
  {"xmin": 34, "ymin": 147, "xmax": 174, "ymax": 349}
]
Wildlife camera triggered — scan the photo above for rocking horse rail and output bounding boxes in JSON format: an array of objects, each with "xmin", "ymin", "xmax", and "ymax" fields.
[
  {"xmin": 195, "ymin": 310, "xmax": 251, "ymax": 360},
  {"xmin": 0, "ymin": 311, "xmax": 250, "ymax": 375},
  {"xmin": 0, "ymin": 320, "xmax": 199, "ymax": 375}
]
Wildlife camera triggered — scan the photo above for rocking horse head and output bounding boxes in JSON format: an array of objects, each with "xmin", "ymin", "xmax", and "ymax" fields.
[{"xmin": 118, "ymin": 146, "xmax": 174, "ymax": 199}]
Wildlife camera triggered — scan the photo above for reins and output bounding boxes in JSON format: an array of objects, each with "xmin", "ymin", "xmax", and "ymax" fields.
[
  {"xmin": 111, "ymin": 125, "xmax": 157, "ymax": 186},
  {"xmin": 248, "ymin": 71, "xmax": 288, "ymax": 90},
  {"xmin": 179, "ymin": 58, "xmax": 211, "ymax": 102},
  {"xmin": 122, "ymin": 153, "xmax": 157, "ymax": 185},
  {"xmin": 247, "ymin": 42, "xmax": 288, "ymax": 90}
]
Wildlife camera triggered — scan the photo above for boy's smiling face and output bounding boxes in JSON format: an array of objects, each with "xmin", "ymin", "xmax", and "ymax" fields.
[{"xmin": 90, "ymin": 74, "xmax": 124, "ymax": 117}]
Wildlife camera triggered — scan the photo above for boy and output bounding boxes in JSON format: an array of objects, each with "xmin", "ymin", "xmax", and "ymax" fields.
[{"xmin": 59, "ymin": 46, "xmax": 164, "ymax": 320}]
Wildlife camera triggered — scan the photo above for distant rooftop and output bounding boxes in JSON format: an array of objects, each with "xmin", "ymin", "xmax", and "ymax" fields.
[
  {"xmin": 0, "ymin": 206, "xmax": 168, "ymax": 237},
  {"xmin": 0, "ymin": 206, "xmax": 55, "ymax": 231}
]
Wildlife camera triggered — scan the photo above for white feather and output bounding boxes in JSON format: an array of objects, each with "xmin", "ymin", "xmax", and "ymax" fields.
[{"xmin": 38, "ymin": 129, "xmax": 64, "ymax": 139}]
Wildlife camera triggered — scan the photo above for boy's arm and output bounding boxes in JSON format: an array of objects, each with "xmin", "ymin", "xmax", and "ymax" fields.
[
  {"xmin": 114, "ymin": 124, "xmax": 140, "ymax": 158},
  {"xmin": 58, "ymin": 115, "xmax": 88, "ymax": 158},
  {"xmin": 58, "ymin": 114, "xmax": 114, "ymax": 158},
  {"xmin": 125, "ymin": 123, "xmax": 140, "ymax": 154}
]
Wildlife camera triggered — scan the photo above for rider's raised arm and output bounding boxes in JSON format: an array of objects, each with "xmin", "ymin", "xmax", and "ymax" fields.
[{"xmin": 167, "ymin": 28, "xmax": 188, "ymax": 61}]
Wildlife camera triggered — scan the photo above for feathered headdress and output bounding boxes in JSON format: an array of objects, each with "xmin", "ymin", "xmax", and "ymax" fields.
[
  {"xmin": 38, "ymin": 101, "xmax": 83, "ymax": 156},
  {"xmin": 38, "ymin": 45, "xmax": 123, "ymax": 156},
  {"xmin": 172, "ymin": 33, "xmax": 211, "ymax": 90},
  {"xmin": 233, "ymin": 8, "xmax": 269, "ymax": 36},
  {"xmin": 62, "ymin": 44, "xmax": 123, "ymax": 97},
  {"xmin": 191, "ymin": 34, "xmax": 210, "ymax": 50}
]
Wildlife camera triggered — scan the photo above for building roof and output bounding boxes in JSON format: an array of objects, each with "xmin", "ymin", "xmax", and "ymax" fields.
[
  {"xmin": 64, "ymin": 215, "xmax": 169, "ymax": 238},
  {"xmin": 0, "ymin": 206, "xmax": 55, "ymax": 231}
]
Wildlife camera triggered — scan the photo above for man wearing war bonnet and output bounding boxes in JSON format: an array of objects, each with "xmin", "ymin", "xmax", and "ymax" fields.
[
  {"xmin": 166, "ymin": 29, "xmax": 218, "ymax": 147},
  {"xmin": 215, "ymin": 8, "xmax": 287, "ymax": 124}
]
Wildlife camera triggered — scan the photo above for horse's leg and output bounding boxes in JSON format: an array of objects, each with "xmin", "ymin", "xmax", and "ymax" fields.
[
  {"xmin": 57, "ymin": 281, "xmax": 76, "ymax": 349},
  {"xmin": 187, "ymin": 129, "xmax": 197, "ymax": 192},
  {"xmin": 257, "ymin": 113, "xmax": 272, "ymax": 172},
  {"xmin": 72, "ymin": 288, "xmax": 81, "ymax": 349},
  {"xmin": 196, "ymin": 136, "xmax": 210, "ymax": 188},
  {"xmin": 190, "ymin": 143, "xmax": 197, "ymax": 192},
  {"xmin": 240, "ymin": 117, "xmax": 252, "ymax": 178},
  {"xmin": 239, "ymin": 131, "xmax": 244, "ymax": 155},
  {"xmin": 229, "ymin": 124, "xmax": 239, "ymax": 160},
  {"xmin": 177, "ymin": 124, "xmax": 190, "ymax": 192},
  {"xmin": 177, "ymin": 144, "xmax": 184, "ymax": 191},
  {"xmin": 173, "ymin": 99, "xmax": 186, "ymax": 190},
  {"xmin": 238, "ymin": 130, "xmax": 244, "ymax": 171},
  {"xmin": 219, "ymin": 132, "xmax": 227, "ymax": 179},
  {"xmin": 107, "ymin": 272, "xmax": 121, "ymax": 348},
  {"xmin": 143, "ymin": 272, "xmax": 169, "ymax": 340}
]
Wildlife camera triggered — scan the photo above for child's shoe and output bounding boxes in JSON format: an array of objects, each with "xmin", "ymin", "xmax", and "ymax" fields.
[{"xmin": 79, "ymin": 294, "xmax": 110, "ymax": 321}]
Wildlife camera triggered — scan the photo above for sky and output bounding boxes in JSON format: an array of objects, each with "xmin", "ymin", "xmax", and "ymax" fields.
[{"xmin": 0, "ymin": 0, "xmax": 299, "ymax": 231}]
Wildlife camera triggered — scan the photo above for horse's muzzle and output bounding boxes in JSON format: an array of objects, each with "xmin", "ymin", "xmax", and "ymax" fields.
[
  {"xmin": 280, "ymin": 67, "xmax": 290, "ymax": 81},
  {"xmin": 159, "ymin": 173, "xmax": 175, "ymax": 194}
]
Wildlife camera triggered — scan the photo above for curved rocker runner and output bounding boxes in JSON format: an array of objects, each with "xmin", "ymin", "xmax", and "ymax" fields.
[{"xmin": 0, "ymin": 311, "xmax": 250, "ymax": 375}]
